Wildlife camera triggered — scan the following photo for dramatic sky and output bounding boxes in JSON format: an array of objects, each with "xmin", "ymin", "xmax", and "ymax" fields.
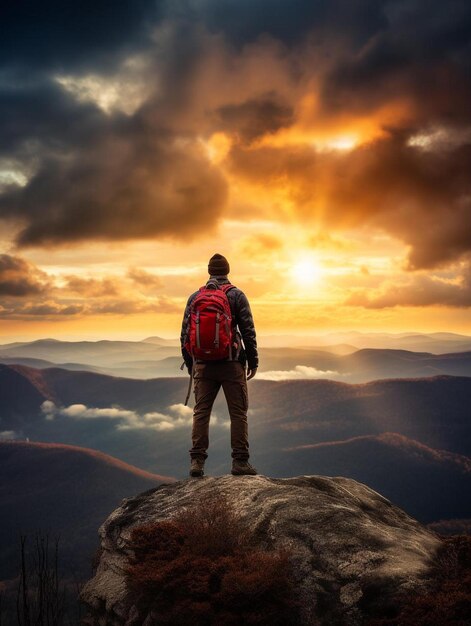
[{"xmin": 1, "ymin": 0, "xmax": 471, "ymax": 340}]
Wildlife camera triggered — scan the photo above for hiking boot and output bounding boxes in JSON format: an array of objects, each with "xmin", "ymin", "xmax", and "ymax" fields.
[
  {"xmin": 190, "ymin": 457, "xmax": 205, "ymax": 477},
  {"xmin": 231, "ymin": 460, "xmax": 258, "ymax": 476}
]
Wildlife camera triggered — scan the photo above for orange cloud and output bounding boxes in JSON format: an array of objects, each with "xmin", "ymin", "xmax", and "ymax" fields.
[
  {"xmin": 344, "ymin": 266, "xmax": 471, "ymax": 308},
  {"xmin": 236, "ymin": 233, "xmax": 283, "ymax": 259},
  {"xmin": 64, "ymin": 276, "xmax": 120, "ymax": 297},
  {"xmin": 256, "ymin": 94, "xmax": 414, "ymax": 151},
  {"xmin": 0, "ymin": 254, "xmax": 50, "ymax": 296},
  {"xmin": 127, "ymin": 268, "xmax": 164, "ymax": 291},
  {"xmin": 0, "ymin": 255, "xmax": 180, "ymax": 319}
]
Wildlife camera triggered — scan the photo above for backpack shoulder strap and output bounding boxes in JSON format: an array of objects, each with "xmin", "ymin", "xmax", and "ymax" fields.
[{"xmin": 220, "ymin": 283, "xmax": 236, "ymax": 294}]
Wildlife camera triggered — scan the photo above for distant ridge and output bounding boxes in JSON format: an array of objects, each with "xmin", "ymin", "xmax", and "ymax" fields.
[
  {"xmin": 0, "ymin": 440, "xmax": 174, "ymax": 580},
  {"xmin": 273, "ymin": 431, "xmax": 471, "ymax": 522},
  {"xmin": 0, "ymin": 356, "xmax": 102, "ymax": 373},
  {"xmin": 141, "ymin": 336, "xmax": 180, "ymax": 347},
  {"xmin": 0, "ymin": 363, "xmax": 56, "ymax": 427},
  {"xmin": 1, "ymin": 439, "xmax": 174, "ymax": 482}
]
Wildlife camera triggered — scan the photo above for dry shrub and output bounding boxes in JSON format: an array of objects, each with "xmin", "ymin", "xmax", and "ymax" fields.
[
  {"xmin": 125, "ymin": 494, "xmax": 300, "ymax": 625},
  {"xmin": 366, "ymin": 535, "xmax": 471, "ymax": 626},
  {"xmin": 177, "ymin": 494, "xmax": 251, "ymax": 557}
]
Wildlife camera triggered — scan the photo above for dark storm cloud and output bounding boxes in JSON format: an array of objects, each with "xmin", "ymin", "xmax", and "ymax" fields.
[
  {"xmin": 215, "ymin": 94, "xmax": 294, "ymax": 142},
  {"xmin": 0, "ymin": 254, "xmax": 49, "ymax": 296},
  {"xmin": 0, "ymin": 0, "xmax": 161, "ymax": 72},
  {"xmin": 0, "ymin": 81, "xmax": 98, "ymax": 152},
  {"xmin": 0, "ymin": 130, "xmax": 228, "ymax": 247},
  {"xmin": 320, "ymin": 0, "xmax": 471, "ymax": 123},
  {"xmin": 1, "ymin": 0, "xmax": 471, "ymax": 267},
  {"xmin": 0, "ymin": 76, "xmax": 227, "ymax": 247},
  {"xmin": 328, "ymin": 136, "xmax": 471, "ymax": 270},
  {"xmin": 0, "ymin": 2, "xmax": 228, "ymax": 248},
  {"xmin": 170, "ymin": 0, "xmax": 388, "ymax": 48}
]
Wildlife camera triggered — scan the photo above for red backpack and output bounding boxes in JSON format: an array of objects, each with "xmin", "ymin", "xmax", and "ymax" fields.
[{"xmin": 184, "ymin": 283, "xmax": 236, "ymax": 362}]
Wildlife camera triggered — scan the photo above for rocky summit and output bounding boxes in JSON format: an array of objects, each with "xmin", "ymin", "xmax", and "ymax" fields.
[{"xmin": 81, "ymin": 475, "xmax": 441, "ymax": 625}]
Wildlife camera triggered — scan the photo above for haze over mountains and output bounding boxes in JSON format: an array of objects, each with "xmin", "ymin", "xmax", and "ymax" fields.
[
  {"xmin": 259, "ymin": 331, "xmax": 471, "ymax": 353},
  {"xmin": 2, "ymin": 332, "xmax": 471, "ymax": 381}
]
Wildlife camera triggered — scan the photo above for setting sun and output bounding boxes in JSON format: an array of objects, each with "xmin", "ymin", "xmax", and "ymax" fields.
[{"xmin": 290, "ymin": 257, "xmax": 323, "ymax": 286}]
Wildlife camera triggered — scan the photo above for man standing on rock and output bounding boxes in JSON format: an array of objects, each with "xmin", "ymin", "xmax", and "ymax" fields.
[{"xmin": 181, "ymin": 253, "xmax": 259, "ymax": 478}]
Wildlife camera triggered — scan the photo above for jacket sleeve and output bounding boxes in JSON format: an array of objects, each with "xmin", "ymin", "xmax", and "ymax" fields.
[
  {"xmin": 180, "ymin": 294, "xmax": 194, "ymax": 372},
  {"xmin": 234, "ymin": 290, "xmax": 258, "ymax": 370}
]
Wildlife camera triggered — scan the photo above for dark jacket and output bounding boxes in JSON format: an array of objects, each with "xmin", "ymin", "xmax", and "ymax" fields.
[{"xmin": 180, "ymin": 277, "xmax": 258, "ymax": 372}]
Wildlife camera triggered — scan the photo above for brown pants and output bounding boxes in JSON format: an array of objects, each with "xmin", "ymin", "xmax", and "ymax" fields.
[{"xmin": 190, "ymin": 361, "xmax": 249, "ymax": 461}]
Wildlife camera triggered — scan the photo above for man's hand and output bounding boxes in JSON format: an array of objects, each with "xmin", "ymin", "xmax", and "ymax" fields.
[{"xmin": 247, "ymin": 367, "xmax": 257, "ymax": 380}]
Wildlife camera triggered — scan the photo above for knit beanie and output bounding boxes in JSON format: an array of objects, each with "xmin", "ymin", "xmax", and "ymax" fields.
[{"xmin": 208, "ymin": 253, "xmax": 230, "ymax": 276}]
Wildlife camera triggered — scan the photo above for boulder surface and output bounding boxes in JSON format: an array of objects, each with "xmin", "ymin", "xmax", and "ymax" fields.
[{"xmin": 81, "ymin": 475, "xmax": 441, "ymax": 625}]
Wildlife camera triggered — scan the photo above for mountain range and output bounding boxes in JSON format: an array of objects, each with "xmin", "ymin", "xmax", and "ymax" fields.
[
  {"xmin": 1, "ymin": 362, "xmax": 470, "ymax": 528},
  {"xmin": 2, "ymin": 334, "xmax": 471, "ymax": 380}
]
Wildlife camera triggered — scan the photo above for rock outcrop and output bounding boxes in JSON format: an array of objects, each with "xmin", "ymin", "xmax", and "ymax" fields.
[{"xmin": 81, "ymin": 475, "xmax": 441, "ymax": 625}]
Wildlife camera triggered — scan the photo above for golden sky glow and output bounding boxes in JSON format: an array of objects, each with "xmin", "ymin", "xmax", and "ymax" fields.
[
  {"xmin": 1, "ymin": 220, "xmax": 471, "ymax": 341},
  {"xmin": 1, "ymin": 1, "xmax": 471, "ymax": 341}
]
